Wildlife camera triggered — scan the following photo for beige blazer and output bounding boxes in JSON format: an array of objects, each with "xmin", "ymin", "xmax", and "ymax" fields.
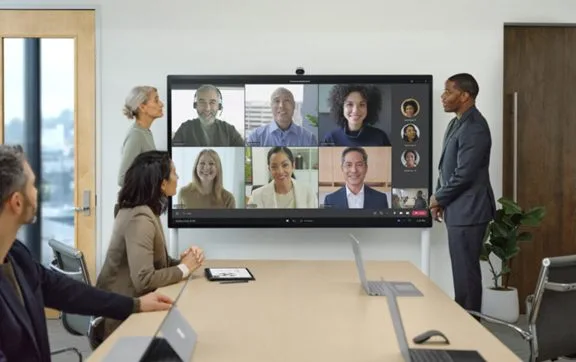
[
  {"xmin": 95, "ymin": 205, "xmax": 184, "ymax": 339},
  {"xmin": 248, "ymin": 179, "xmax": 318, "ymax": 209}
]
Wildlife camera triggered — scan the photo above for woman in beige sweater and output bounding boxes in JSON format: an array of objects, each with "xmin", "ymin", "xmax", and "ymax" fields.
[
  {"xmin": 115, "ymin": 86, "xmax": 164, "ymax": 216},
  {"xmin": 97, "ymin": 150, "xmax": 205, "ymax": 340},
  {"xmin": 177, "ymin": 149, "xmax": 236, "ymax": 209}
]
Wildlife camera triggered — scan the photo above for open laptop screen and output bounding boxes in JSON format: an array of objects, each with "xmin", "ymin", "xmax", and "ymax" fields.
[{"xmin": 139, "ymin": 276, "xmax": 193, "ymax": 362}]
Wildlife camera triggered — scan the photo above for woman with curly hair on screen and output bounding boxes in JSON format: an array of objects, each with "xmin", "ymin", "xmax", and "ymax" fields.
[{"xmin": 322, "ymin": 84, "xmax": 391, "ymax": 146}]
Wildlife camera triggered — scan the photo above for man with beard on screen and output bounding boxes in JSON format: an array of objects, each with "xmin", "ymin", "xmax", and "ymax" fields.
[
  {"xmin": 0, "ymin": 144, "xmax": 173, "ymax": 361},
  {"xmin": 172, "ymin": 84, "xmax": 244, "ymax": 146}
]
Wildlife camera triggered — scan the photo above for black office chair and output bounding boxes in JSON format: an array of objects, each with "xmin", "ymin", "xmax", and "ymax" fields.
[
  {"xmin": 468, "ymin": 255, "xmax": 576, "ymax": 362},
  {"xmin": 48, "ymin": 239, "xmax": 104, "ymax": 361}
]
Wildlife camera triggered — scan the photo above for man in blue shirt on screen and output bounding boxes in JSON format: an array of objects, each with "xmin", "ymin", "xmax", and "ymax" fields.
[
  {"xmin": 246, "ymin": 87, "xmax": 317, "ymax": 147},
  {"xmin": 323, "ymin": 147, "xmax": 389, "ymax": 209}
]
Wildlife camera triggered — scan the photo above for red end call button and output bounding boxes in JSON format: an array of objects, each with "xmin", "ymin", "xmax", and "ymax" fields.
[{"xmin": 411, "ymin": 210, "xmax": 428, "ymax": 216}]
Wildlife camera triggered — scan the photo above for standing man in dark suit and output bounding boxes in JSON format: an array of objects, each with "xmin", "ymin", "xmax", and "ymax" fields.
[
  {"xmin": 323, "ymin": 147, "xmax": 389, "ymax": 209},
  {"xmin": 0, "ymin": 144, "xmax": 174, "ymax": 361},
  {"xmin": 429, "ymin": 73, "xmax": 496, "ymax": 315}
]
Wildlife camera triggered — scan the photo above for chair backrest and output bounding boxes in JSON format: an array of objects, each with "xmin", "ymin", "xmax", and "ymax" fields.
[
  {"xmin": 528, "ymin": 254, "xmax": 576, "ymax": 361},
  {"xmin": 48, "ymin": 238, "xmax": 93, "ymax": 336}
]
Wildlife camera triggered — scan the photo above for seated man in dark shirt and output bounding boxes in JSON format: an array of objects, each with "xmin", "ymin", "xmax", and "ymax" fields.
[
  {"xmin": 0, "ymin": 144, "xmax": 173, "ymax": 362},
  {"xmin": 172, "ymin": 84, "xmax": 244, "ymax": 146}
]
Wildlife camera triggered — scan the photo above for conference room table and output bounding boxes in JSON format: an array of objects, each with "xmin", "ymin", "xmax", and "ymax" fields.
[{"xmin": 87, "ymin": 260, "xmax": 520, "ymax": 362}]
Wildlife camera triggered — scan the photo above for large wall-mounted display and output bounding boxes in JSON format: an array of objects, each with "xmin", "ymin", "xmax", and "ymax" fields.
[{"xmin": 167, "ymin": 74, "xmax": 433, "ymax": 228}]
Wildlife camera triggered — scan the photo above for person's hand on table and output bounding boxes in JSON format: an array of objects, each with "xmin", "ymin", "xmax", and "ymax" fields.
[
  {"xmin": 181, "ymin": 246, "xmax": 204, "ymax": 272},
  {"xmin": 138, "ymin": 292, "xmax": 173, "ymax": 312}
]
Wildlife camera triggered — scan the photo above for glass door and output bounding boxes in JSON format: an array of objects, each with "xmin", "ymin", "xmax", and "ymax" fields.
[{"xmin": 0, "ymin": 10, "xmax": 97, "ymax": 290}]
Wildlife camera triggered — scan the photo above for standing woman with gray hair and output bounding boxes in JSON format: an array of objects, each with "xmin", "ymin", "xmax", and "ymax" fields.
[{"xmin": 115, "ymin": 86, "xmax": 164, "ymax": 216}]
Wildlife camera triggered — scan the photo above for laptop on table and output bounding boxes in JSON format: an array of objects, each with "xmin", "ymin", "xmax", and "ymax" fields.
[
  {"xmin": 104, "ymin": 277, "xmax": 198, "ymax": 362},
  {"xmin": 381, "ymin": 281, "xmax": 486, "ymax": 362},
  {"xmin": 349, "ymin": 234, "xmax": 422, "ymax": 297}
]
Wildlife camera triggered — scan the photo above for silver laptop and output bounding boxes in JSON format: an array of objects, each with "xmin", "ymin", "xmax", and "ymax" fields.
[
  {"xmin": 382, "ymin": 281, "xmax": 485, "ymax": 362},
  {"xmin": 349, "ymin": 234, "xmax": 422, "ymax": 297},
  {"xmin": 104, "ymin": 277, "xmax": 198, "ymax": 362}
]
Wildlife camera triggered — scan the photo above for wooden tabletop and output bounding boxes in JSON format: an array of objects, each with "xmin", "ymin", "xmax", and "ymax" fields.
[{"xmin": 87, "ymin": 260, "xmax": 520, "ymax": 362}]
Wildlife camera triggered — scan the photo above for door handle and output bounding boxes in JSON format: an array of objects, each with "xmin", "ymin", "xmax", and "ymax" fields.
[
  {"xmin": 512, "ymin": 91, "xmax": 518, "ymax": 203},
  {"xmin": 72, "ymin": 190, "xmax": 91, "ymax": 216}
]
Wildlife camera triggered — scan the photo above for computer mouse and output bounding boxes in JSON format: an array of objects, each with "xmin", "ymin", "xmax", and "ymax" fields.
[{"xmin": 412, "ymin": 329, "xmax": 450, "ymax": 344}]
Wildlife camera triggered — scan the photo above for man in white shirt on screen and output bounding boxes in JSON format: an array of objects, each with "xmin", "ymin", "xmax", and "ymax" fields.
[
  {"xmin": 323, "ymin": 147, "xmax": 389, "ymax": 209},
  {"xmin": 172, "ymin": 84, "xmax": 244, "ymax": 147}
]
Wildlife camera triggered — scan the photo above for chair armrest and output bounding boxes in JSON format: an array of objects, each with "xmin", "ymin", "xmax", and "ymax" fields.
[
  {"xmin": 525, "ymin": 294, "xmax": 534, "ymax": 317},
  {"xmin": 50, "ymin": 347, "xmax": 82, "ymax": 361},
  {"xmin": 88, "ymin": 316, "xmax": 104, "ymax": 350},
  {"xmin": 467, "ymin": 310, "xmax": 532, "ymax": 341}
]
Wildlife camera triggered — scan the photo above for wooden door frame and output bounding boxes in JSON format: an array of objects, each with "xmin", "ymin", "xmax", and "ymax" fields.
[
  {"xmin": 0, "ymin": 7, "xmax": 101, "ymax": 285},
  {"xmin": 502, "ymin": 24, "xmax": 576, "ymax": 313}
]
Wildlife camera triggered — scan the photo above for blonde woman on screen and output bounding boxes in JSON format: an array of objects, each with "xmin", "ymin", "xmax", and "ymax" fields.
[
  {"xmin": 248, "ymin": 146, "xmax": 317, "ymax": 209},
  {"xmin": 115, "ymin": 86, "xmax": 164, "ymax": 216},
  {"xmin": 177, "ymin": 149, "xmax": 236, "ymax": 209}
]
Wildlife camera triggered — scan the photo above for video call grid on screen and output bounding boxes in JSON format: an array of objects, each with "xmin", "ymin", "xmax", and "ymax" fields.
[{"xmin": 166, "ymin": 75, "xmax": 433, "ymax": 228}]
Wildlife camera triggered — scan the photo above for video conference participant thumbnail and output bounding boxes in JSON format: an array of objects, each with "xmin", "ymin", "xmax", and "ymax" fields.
[
  {"xmin": 392, "ymin": 188, "xmax": 428, "ymax": 209},
  {"xmin": 401, "ymin": 149, "xmax": 419, "ymax": 169},
  {"xmin": 172, "ymin": 84, "xmax": 245, "ymax": 147},
  {"xmin": 401, "ymin": 98, "xmax": 420, "ymax": 119},
  {"xmin": 319, "ymin": 84, "xmax": 392, "ymax": 147},
  {"xmin": 172, "ymin": 147, "xmax": 245, "ymax": 209},
  {"xmin": 245, "ymin": 84, "xmax": 318, "ymax": 147},
  {"xmin": 246, "ymin": 146, "xmax": 318, "ymax": 209},
  {"xmin": 401, "ymin": 123, "xmax": 420, "ymax": 144},
  {"xmin": 319, "ymin": 146, "xmax": 391, "ymax": 209}
]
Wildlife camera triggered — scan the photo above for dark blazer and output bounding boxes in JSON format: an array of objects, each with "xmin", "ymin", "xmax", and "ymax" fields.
[
  {"xmin": 0, "ymin": 240, "xmax": 136, "ymax": 362},
  {"xmin": 435, "ymin": 106, "xmax": 496, "ymax": 226},
  {"xmin": 323, "ymin": 185, "xmax": 389, "ymax": 209}
]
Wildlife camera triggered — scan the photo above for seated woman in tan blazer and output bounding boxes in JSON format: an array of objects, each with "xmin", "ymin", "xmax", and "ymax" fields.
[
  {"xmin": 96, "ymin": 150, "xmax": 205, "ymax": 340},
  {"xmin": 177, "ymin": 149, "xmax": 236, "ymax": 209},
  {"xmin": 248, "ymin": 146, "xmax": 317, "ymax": 209}
]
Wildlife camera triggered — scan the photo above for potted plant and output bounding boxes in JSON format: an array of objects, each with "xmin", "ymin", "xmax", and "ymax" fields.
[
  {"xmin": 244, "ymin": 147, "xmax": 252, "ymax": 184},
  {"xmin": 479, "ymin": 197, "xmax": 546, "ymax": 323},
  {"xmin": 305, "ymin": 114, "xmax": 318, "ymax": 127}
]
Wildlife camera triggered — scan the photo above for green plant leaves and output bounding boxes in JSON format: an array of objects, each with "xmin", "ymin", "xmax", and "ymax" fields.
[
  {"xmin": 494, "ymin": 209, "xmax": 505, "ymax": 222},
  {"xmin": 517, "ymin": 232, "xmax": 533, "ymax": 242},
  {"xmin": 481, "ymin": 197, "xmax": 546, "ymax": 289},
  {"xmin": 510, "ymin": 213, "xmax": 523, "ymax": 224},
  {"xmin": 492, "ymin": 222, "xmax": 509, "ymax": 238},
  {"xmin": 498, "ymin": 197, "xmax": 523, "ymax": 214},
  {"xmin": 522, "ymin": 207, "xmax": 546, "ymax": 226},
  {"xmin": 305, "ymin": 114, "xmax": 318, "ymax": 127}
]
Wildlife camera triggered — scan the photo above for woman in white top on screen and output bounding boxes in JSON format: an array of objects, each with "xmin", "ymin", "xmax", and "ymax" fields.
[
  {"xmin": 248, "ymin": 146, "xmax": 317, "ymax": 209},
  {"xmin": 403, "ymin": 150, "xmax": 418, "ymax": 168},
  {"xmin": 177, "ymin": 149, "xmax": 236, "ymax": 209},
  {"xmin": 115, "ymin": 86, "xmax": 164, "ymax": 216}
]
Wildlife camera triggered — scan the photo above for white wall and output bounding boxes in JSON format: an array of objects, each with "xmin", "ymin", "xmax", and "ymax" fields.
[{"xmin": 4, "ymin": 0, "xmax": 575, "ymax": 297}]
